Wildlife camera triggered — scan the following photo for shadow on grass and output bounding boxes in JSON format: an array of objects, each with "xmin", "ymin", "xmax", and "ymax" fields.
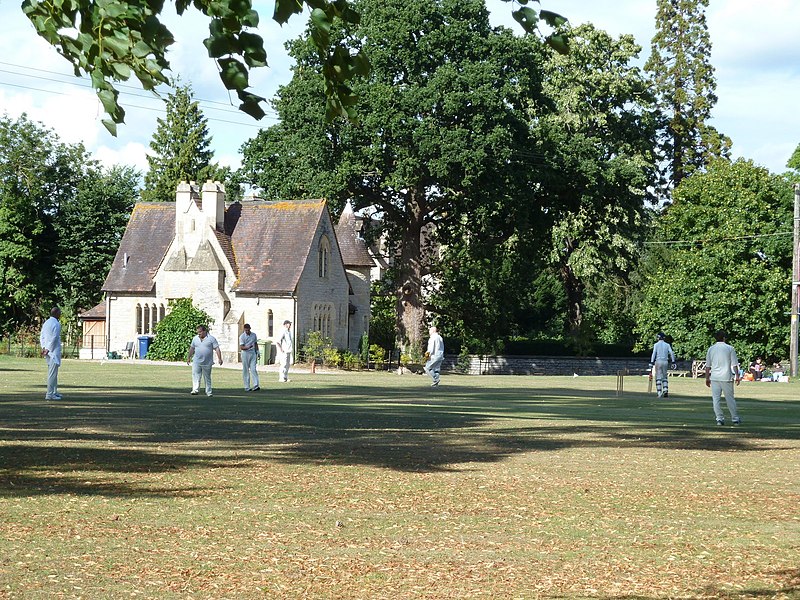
[{"xmin": 1, "ymin": 370, "xmax": 799, "ymax": 497}]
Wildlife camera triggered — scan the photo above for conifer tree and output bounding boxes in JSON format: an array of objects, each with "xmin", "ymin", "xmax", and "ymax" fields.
[
  {"xmin": 645, "ymin": 0, "xmax": 731, "ymax": 190},
  {"xmin": 142, "ymin": 85, "xmax": 215, "ymax": 202}
]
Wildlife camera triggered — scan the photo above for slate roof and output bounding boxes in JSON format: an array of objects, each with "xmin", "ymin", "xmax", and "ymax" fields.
[
  {"xmin": 335, "ymin": 204, "xmax": 374, "ymax": 268},
  {"xmin": 102, "ymin": 203, "xmax": 175, "ymax": 293},
  {"xmin": 228, "ymin": 199, "xmax": 326, "ymax": 293},
  {"xmin": 78, "ymin": 302, "xmax": 106, "ymax": 320},
  {"xmin": 103, "ymin": 198, "xmax": 339, "ymax": 295}
]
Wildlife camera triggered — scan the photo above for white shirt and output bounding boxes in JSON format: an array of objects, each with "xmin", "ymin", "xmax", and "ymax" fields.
[
  {"xmin": 651, "ymin": 340, "xmax": 675, "ymax": 363},
  {"xmin": 278, "ymin": 328, "xmax": 293, "ymax": 354},
  {"xmin": 239, "ymin": 331, "xmax": 258, "ymax": 353},
  {"xmin": 191, "ymin": 334, "xmax": 219, "ymax": 367},
  {"xmin": 40, "ymin": 316, "xmax": 62, "ymax": 365},
  {"xmin": 427, "ymin": 333, "xmax": 444, "ymax": 360},
  {"xmin": 705, "ymin": 341, "xmax": 739, "ymax": 381}
]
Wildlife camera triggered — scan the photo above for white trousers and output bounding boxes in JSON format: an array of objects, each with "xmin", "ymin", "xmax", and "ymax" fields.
[
  {"xmin": 278, "ymin": 351, "xmax": 291, "ymax": 381},
  {"xmin": 424, "ymin": 355, "xmax": 444, "ymax": 384},
  {"xmin": 242, "ymin": 350, "xmax": 259, "ymax": 390},
  {"xmin": 46, "ymin": 357, "xmax": 60, "ymax": 397},
  {"xmin": 192, "ymin": 363, "xmax": 213, "ymax": 395},
  {"xmin": 710, "ymin": 380, "xmax": 739, "ymax": 421}
]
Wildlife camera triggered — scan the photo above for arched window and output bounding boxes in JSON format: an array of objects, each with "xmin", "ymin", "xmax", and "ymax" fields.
[
  {"xmin": 143, "ymin": 304, "xmax": 151, "ymax": 334},
  {"xmin": 268, "ymin": 310, "xmax": 274, "ymax": 337},
  {"xmin": 159, "ymin": 304, "xmax": 166, "ymax": 322},
  {"xmin": 150, "ymin": 304, "xmax": 157, "ymax": 333},
  {"xmin": 136, "ymin": 304, "xmax": 142, "ymax": 335},
  {"xmin": 318, "ymin": 236, "xmax": 330, "ymax": 278}
]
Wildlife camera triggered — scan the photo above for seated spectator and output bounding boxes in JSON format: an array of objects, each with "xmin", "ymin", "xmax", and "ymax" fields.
[
  {"xmin": 772, "ymin": 361, "xmax": 785, "ymax": 381},
  {"xmin": 749, "ymin": 357, "xmax": 766, "ymax": 381}
]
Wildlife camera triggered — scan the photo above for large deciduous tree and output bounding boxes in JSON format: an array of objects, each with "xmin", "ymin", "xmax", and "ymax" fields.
[
  {"xmin": 645, "ymin": 0, "xmax": 731, "ymax": 191},
  {"xmin": 0, "ymin": 115, "xmax": 84, "ymax": 334},
  {"xmin": 239, "ymin": 0, "xmax": 545, "ymax": 351},
  {"xmin": 0, "ymin": 114, "xmax": 138, "ymax": 335},
  {"xmin": 534, "ymin": 24, "xmax": 658, "ymax": 344},
  {"xmin": 635, "ymin": 159, "xmax": 792, "ymax": 362},
  {"xmin": 55, "ymin": 165, "xmax": 139, "ymax": 320},
  {"xmin": 20, "ymin": 0, "xmax": 564, "ymax": 133}
]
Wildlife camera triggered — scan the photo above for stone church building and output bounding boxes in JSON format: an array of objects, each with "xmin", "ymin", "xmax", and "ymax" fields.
[{"xmin": 99, "ymin": 181, "xmax": 372, "ymax": 362}]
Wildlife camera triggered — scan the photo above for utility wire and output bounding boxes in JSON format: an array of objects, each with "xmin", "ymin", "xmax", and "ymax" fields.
[
  {"xmin": 0, "ymin": 79, "xmax": 279, "ymax": 127},
  {"xmin": 645, "ymin": 231, "xmax": 792, "ymax": 246},
  {"xmin": 0, "ymin": 60, "xmax": 279, "ymax": 117}
]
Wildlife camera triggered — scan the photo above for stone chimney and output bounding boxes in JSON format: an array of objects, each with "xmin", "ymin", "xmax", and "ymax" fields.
[
  {"xmin": 175, "ymin": 181, "xmax": 201, "ymax": 241},
  {"xmin": 202, "ymin": 180, "xmax": 226, "ymax": 231}
]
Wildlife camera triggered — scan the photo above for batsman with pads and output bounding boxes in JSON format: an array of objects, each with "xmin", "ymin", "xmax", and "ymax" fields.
[{"xmin": 650, "ymin": 332, "xmax": 676, "ymax": 397}]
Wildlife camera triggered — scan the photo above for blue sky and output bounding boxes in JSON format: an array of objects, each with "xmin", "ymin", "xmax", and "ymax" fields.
[{"xmin": 1, "ymin": 0, "xmax": 798, "ymax": 176}]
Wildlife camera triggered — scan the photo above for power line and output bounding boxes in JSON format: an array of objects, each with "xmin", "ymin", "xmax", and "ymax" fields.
[
  {"xmin": 0, "ymin": 79, "xmax": 279, "ymax": 127},
  {"xmin": 0, "ymin": 60, "xmax": 279, "ymax": 118},
  {"xmin": 645, "ymin": 230, "xmax": 792, "ymax": 246}
]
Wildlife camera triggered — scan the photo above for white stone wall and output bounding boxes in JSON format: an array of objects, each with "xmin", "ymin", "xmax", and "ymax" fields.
[
  {"xmin": 225, "ymin": 295, "xmax": 296, "ymax": 362},
  {"xmin": 295, "ymin": 215, "xmax": 350, "ymax": 350},
  {"xmin": 106, "ymin": 294, "xmax": 153, "ymax": 355},
  {"xmin": 346, "ymin": 266, "xmax": 371, "ymax": 350}
]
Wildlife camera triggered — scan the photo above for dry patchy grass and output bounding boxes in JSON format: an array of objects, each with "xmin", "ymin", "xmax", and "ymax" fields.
[{"xmin": 0, "ymin": 356, "xmax": 799, "ymax": 599}]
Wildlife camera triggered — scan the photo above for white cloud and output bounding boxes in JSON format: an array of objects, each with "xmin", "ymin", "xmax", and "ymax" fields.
[
  {"xmin": 2, "ymin": 0, "xmax": 799, "ymax": 176},
  {"xmin": 94, "ymin": 142, "xmax": 151, "ymax": 173}
]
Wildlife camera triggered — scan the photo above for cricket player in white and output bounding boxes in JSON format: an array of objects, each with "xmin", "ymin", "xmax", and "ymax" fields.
[
  {"xmin": 650, "ymin": 332, "xmax": 676, "ymax": 397},
  {"xmin": 187, "ymin": 325, "xmax": 223, "ymax": 396},
  {"xmin": 424, "ymin": 326, "xmax": 445, "ymax": 387},
  {"xmin": 705, "ymin": 330, "xmax": 742, "ymax": 426},
  {"xmin": 239, "ymin": 323, "xmax": 260, "ymax": 391},
  {"xmin": 277, "ymin": 320, "xmax": 293, "ymax": 382},
  {"xmin": 40, "ymin": 306, "xmax": 63, "ymax": 400}
]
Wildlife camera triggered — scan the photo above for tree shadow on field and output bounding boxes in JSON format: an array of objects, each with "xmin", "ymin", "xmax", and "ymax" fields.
[
  {"xmin": 1, "ymin": 364, "xmax": 800, "ymax": 497},
  {"xmin": 594, "ymin": 565, "xmax": 800, "ymax": 598}
]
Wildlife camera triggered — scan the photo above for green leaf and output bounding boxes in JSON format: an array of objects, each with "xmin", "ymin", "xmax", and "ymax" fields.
[
  {"xmin": 310, "ymin": 7, "xmax": 332, "ymax": 35},
  {"xmin": 204, "ymin": 32, "xmax": 235, "ymax": 58},
  {"xmin": 102, "ymin": 118, "xmax": 118, "ymax": 136},
  {"xmin": 111, "ymin": 61, "xmax": 132, "ymax": 79},
  {"xmin": 97, "ymin": 88, "xmax": 118, "ymax": 115},
  {"xmin": 132, "ymin": 40, "xmax": 153, "ymax": 58},
  {"xmin": 539, "ymin": 10, "xmax": 568, "ymax": 28},
  {"xmin": 240, "ymin": 32, "xmax": 267, "ymax": 67},
  {"xmin": 241, "ymin": 9, "xmax": 259, "ymax": 27},
  {"xmin": 102, "ymin": 33, "xmax": 130, "ymax": 57},
  {"xmin": 237, "ymin": 90, "xmax": 266, "ymax": 120},
  {"xmin": 511, "ymin": 7, "xmax": 539, "ymax": 34},
  {"xmin": 218, "ymin": 57, "xmax": 249, "ymax": 90},
  {"xmin": 273, "ymin": 0, "xmax": 303, "ymax": 25},
  {"xmin": 101, "ymin": 2, "xmax": 127, "ymax": 18},
  {"xmin": 546, "ymin": 33, "xmax": 569, "ymax": 55}
]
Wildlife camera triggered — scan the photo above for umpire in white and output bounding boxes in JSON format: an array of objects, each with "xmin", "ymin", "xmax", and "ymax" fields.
[{"xmin": 650, "ymin": 332, "xmax": 676, "ymax": 398}]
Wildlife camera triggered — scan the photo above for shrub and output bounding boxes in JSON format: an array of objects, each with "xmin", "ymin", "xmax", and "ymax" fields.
[
  {"xmin": 146, "ymin": 299, "xmax": 213, "ymax": 362},
  {"xmin": 342, "ymin": 351, "xmax": 362, "ymax": 370},
  {"xmin": 302, "ymin": 331, "xmax": 332, "ymax": 364},
  {"xmin": 322, "ymin": 346, "xmax": 341, "ymax": 368},
  {"xmin": 369, "ymin": 343, "xmax": 386, "ymax": 370}
]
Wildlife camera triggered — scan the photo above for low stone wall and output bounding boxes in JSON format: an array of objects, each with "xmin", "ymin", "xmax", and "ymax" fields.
[{"xmin": 442, "ymin": 355, "xmax": 693, "ymax": 376}]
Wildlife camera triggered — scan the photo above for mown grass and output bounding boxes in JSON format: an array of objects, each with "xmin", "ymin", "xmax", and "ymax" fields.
[{"xmin": 1, "ymin": 356, "xmax": 799, "ymax": 599}]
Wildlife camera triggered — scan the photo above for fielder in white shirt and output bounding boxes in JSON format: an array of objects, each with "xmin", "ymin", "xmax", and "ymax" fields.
[
  {"xmin": 424, "ymin": 326, "xmax": 445, "ymax": 387},
  {"xmin": 40, "ymin": 306, "xmax": 63, "ymax": 400},
  {"xmin": 239, "ymin": 323, "xmax": 260, "ymax": 391},
  {"xmin": 705, "ymin": 330, "xmax": 742, "ymax": 426},
  {"xmin": 277, "ymin": 320, "xmax": 293, "ymax": 382},
  {"xmin": 187, "ymin": 325, "xmax": 223, "ymax": 397}
]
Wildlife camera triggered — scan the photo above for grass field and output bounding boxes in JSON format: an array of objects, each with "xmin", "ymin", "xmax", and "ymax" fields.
[{"xmin": 1, "ymin": 356, "xmax": 799, "ymax": 599}]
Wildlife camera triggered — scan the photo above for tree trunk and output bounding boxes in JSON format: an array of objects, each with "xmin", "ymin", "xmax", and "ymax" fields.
[
  {"xmin": 560, "ymin": 262, "xmax": 585, "ymax": 342},
  {"xmin": 395, "ymin": 189, "xmax": 427, "ymax": 354}
]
